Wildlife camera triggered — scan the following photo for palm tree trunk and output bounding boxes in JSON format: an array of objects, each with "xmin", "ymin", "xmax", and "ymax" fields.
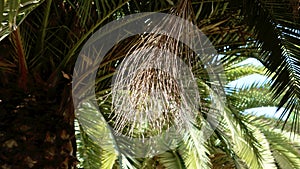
[{"xmin": 0, "ymin": 88, "xmax": 77, "ymax": 169}]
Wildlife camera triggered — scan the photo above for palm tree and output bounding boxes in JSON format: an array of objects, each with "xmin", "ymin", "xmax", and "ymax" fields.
[
  {"xmin": 75, "ymin": 56, "xmax": 300, "ymax": 168},
  {"xmin": 0, "ymin": 0, "xmax": 299, "ymax": 168},
  {"xmin": 211, "ymin": 60, "xmax": 300, "ymax": 169}
]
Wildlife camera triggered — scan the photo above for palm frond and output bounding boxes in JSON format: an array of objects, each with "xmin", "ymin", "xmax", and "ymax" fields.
[
  {"xmin": 76, "ymin": 101, "xmax": 119, "ymax": 168},
  {"xmin": 225, "ymin": 65, "xmax": 265, "ymax": 82},
  {"xmin": 230, "ymin": 0, "xmax": 300, "ymax": 133},
  {"xmin": 119, "ymin": 154, "xmax": 141, "ymax": 169},
  {"xmin": 228, "ymin": 84, "xmax": 278, "ymax": 111},
  {"xmin": 0, "ymin": 0, "xmax": 45, "ymax": 40},
  {"xmin": 245, "ymin": 121, "xmax": 277, "ymax": 168},
  {"xmin": 222, "ymin": 105, "xmax": 264, "ymax": 168},
  {"xmin": 179, "ymin": 123, "xmax": 212, "ymax": 169},
  {"xmin": 158, "ymin": 151, "xmax": 186, "ymax": 169},
  {"xmin": 75, "ymin": 120, "xmax": 102, "ymax": 169},
  {"xmin": 209, "ymin": 129, "xmax": 248, "ymax": 169},
  {"xmin": 198, "ymin": 78, "xmax": 265, "ymax": 168},
  {"xmin": 250, "ymin": 116, "xmax": 300, "ymax": 169},
  {"xmin": 10, "ymin": 28, "xmax": 28, "ymax": 90}
]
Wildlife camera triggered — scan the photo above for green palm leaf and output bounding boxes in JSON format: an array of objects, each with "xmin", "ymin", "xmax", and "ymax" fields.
[
  {"xmin": 179, "ymin": 123, "xmax": 212, "ymax": 169},
  {"xmin": 230, "ymin": 0, "xmax": 300, "ymax": 132},
  {"xmin": 158, "ymin": 151, "xmax": 185, "ymax": 169},
  {"xmin": 222, "ymin": 106, "xmax": 263, "ymax": 168},
  {"xmin": 0, "ymin": 0, "xmax": 45, "ymax": 40},
  {"xmin": 250, "ymin": 116, "xmax": 300, "ymax": 169},
  {"xmin": 76, "ymin": 102, "xmax": 119, "ymax": 169}
]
